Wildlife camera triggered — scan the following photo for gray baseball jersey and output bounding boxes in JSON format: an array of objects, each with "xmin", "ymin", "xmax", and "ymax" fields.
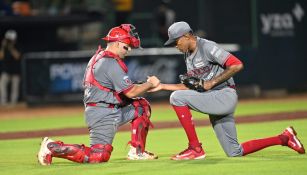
[
  {"xmin": 83, "ymin": 57, "xmax": 134, "ymax": 105},
  {"xmin": 170, "ymin": 37, "xmax": 243, "ymax": 156},
  {"xmin": 83, "ymin": 53, "xmax": 138, "ymax": 146},
  {"xmin": 184, "ymin": 37, "xmax": 235, "ymax": 90}
]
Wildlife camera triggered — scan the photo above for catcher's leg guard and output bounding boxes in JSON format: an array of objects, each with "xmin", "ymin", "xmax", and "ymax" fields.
[
  {"xmin": 47, "ymin": 141, "xmax": 113, "ymax": 163},
  {"xmin": 47, "ymin": 141, "xmax": 87, "ymax": 163},
  {"xmin": 129, "ymin": 98, "xmax": 153, "ymax": 154},
  {"xmin": 87, "ymin": 144, "xmax": 113, "ymax": 163}
]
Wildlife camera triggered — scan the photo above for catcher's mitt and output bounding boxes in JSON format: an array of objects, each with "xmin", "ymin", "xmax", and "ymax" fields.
[{"xmin": 179, "ymin": 74, "xmax": 205, "ymax": 92}]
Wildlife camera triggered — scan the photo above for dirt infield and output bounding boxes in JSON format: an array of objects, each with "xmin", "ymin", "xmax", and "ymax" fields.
[
  {"xmin": 1, "ymin": 93, "xmax": 307, "ymax": 119},
  {"xmin": 1, "ymin": 111, "xmax": 307, "ymax": 140},
  {"xmin": 1, "ymin": 94, "xmax": 307, "ymax": 140}
]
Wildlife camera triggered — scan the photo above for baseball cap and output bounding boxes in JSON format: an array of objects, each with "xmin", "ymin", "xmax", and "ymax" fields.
[
  {"xmin": 164, "ymin": 21, "xmax": 193, "ymax": 46},
  {"xmin": 5, "ymin": 30, "xmax": 17, "ymax": 41}
]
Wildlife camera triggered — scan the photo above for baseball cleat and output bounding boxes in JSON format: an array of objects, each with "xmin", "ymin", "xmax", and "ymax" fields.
[
  {"xmin": 127, "ymin": 146, "xmax": 158, "ymax": 160},
  {"xmin": 282, "ymin": 126, "xmax": 305, "ymax": 154},
  {"xmin": 171, "ymin": 144, "xmax": 206, "ymax": 160},
  {"xmin": 37, "ymin": 137, "xmax": 54, "ymax": 165}
]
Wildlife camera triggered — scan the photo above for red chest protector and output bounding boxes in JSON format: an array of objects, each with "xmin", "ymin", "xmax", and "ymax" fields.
[{"xmin": 83, "ymin": 46, "xmax": 128, "ymax": 104}]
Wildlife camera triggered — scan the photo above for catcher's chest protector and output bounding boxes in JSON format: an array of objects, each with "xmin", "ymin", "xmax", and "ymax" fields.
[{"xmin": 83, "ymin": 46, "xmax": 128, "ymax": 103}]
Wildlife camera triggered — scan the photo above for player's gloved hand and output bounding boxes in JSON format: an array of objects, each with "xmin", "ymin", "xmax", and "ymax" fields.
[{"xmin": 179, "ymin": 74, "xmax": 205, "ymax": 92}]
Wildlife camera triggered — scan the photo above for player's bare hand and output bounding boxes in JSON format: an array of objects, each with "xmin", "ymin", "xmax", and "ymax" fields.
[
  {"xmin": 148, "ymin": 84, "xmax": 163, "ymax": 92},
  {"xmin": 147, "ymin": 76, "xmax": 160, "ymax": 87}
]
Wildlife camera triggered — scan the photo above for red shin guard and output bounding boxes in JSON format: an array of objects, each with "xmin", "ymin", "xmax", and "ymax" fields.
[
  {"xmin": 47, "ymin": 141, "xmax": 113, "ymax": 163},
  {"xmin": 87, "ymin": 144, "xmax": 113, "ymax": 163},
  {"xmin": 129, "ymin": 98, "xmax": 153, "ymax": 153}
]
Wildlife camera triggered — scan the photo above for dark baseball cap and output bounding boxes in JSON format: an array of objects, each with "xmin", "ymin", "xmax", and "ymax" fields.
[{"xmin": 164, "ymin": 21, "xmax": 193, "ymax": 46}]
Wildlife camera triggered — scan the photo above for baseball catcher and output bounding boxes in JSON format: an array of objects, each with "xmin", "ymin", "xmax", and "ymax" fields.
[{"xmin": 37, "ymin": 24, "xmax": 160, "ymax": 165}]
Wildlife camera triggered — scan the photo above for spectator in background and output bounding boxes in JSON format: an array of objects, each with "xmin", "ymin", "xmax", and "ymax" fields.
[
  {"xmin": 112, "ymin": 0, "xmax": 133, "ymax": 25},
  {"xmin": 12, "ymin": 0, "xmax": 32, "ymax": 16},
  {"xmin": 0, "ymin": 30, "xmax": 22, "ymax": 106},
  {"xmin": 155, "ymin": 0, "xmax": 176, "ymax": 44}
]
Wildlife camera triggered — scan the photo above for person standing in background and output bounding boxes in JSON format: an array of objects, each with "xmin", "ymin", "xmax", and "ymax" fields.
[
  {"xmin": 112, "ymin": 0, "xmax": 133, "ymax": 25},
  {"xmin": 0, "ymin": 30, "xmax": 22, "ymax": 106},
  {"xmin": 12, "ymin": 0, "xmax": 32, "ymax": 16},
  {"xmin": 155, "ymin": 0, "xmax": 176, "ymax": 44}
]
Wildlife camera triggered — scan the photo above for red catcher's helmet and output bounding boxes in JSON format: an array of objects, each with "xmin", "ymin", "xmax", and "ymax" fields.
[{"xmin": 102, "ymin": 24, "xmax": 141, "ymax": 48}]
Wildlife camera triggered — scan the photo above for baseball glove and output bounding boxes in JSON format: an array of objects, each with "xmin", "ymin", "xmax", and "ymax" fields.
[{"xmin": 179, "ymin": 74, "xmax": 205, "ymax": 92}]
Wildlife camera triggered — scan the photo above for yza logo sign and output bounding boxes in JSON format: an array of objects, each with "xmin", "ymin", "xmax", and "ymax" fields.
[{"xmin": 260, "ymin": 3, "xmax": 304, "ymax": 37}]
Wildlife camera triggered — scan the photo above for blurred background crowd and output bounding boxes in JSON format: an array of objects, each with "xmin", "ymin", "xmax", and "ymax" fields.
[
  {"xmin": 0, "ymin": 0, "xmax": 306, "ymax": 107},
  {"xmin": 0, "ymin": 0, "xmax": 179, "ymax": 51}
]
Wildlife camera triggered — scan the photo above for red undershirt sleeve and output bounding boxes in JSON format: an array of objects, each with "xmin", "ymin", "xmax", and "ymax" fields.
[{"xmin": 224, "ymin": 54, "xmax": 242, "ymax": 67}]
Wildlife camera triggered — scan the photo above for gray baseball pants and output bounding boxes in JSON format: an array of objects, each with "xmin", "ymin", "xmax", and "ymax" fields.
[
  {"xmin": 84, "ymin": 104, "xmax": 138, "ymax": 146},
  {"xmin": 169, "ymin": 87, "xmax": 244, "ymax": 157}
]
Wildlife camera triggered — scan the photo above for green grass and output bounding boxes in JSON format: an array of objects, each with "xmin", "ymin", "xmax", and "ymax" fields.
[
  {"xmin": 235, "ymin": 100, "xmax": 307, "ymax": 115},
  {"xmin": 0, "ymin": 98, "xmax": 307, "ymax": 132},
  {"xmin": 0, "ymin": 115, "xmax": 86, "ymax": 132},
  {"xmin": 0, "ymin": 119, "xmax": 306, "ymax": 175}
]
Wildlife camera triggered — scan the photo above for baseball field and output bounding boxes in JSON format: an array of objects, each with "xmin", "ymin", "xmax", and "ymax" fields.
[{"xmin": 0, "ymin": 95, "xmax": 307, "ymax": 175}]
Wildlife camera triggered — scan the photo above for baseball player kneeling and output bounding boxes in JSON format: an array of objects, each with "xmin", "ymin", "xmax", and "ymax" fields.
[
  {"xmin": 149, "ymin": 21, "xmax": 305, "ymax": 160},
  {"xmin": 38, "ymin": 24, "xmax": 160, "ymax": 165}
]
